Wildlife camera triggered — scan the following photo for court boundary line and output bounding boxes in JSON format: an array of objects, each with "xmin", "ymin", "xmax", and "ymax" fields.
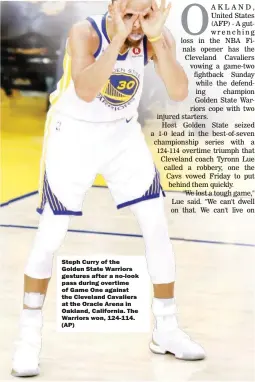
[
  {"xmin": 0, "ymin": 187, "xmax": 182, "ymax": 208},
  {"xmin": 0, "ymin": 224, "xmax": 254, "ymax": 248},
  {"xmin": 0, "ymin": 191, "xmax": 39, "ymax": 207},
  {"xmin": 3, "ymin": 186, "xmax": 254, "ymax": 208}
]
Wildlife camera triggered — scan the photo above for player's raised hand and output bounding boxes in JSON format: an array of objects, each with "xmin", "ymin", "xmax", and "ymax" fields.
[
  {"xmin": 139, "ymin": 0, "xmax": 171, "ymax": 40},
  {"xmin": 110, "ymin": 0, "xmax": 138, "ymax": 41}
]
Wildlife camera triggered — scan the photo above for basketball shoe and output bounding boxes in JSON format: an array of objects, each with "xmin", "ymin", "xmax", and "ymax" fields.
[
  {"xmin": 12, "ymin": 310, "xmax": 42, "ymax": 377},
  {"xmin": 150, "ymin": 299, "xmax": 205, "ymax": 360}
]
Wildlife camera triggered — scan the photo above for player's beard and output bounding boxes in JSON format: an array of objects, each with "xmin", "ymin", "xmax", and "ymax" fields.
[{"xmin": 125, "ymin": 34, "xmax": 144, "ymax": 48}]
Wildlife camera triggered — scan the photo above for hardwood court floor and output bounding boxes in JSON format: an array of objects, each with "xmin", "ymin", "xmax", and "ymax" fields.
[{"xmin": 0, "ymin": 189, "xmax": 254, "ymax": 381}]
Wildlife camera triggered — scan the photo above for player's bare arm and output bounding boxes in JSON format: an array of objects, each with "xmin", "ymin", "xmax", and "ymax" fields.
[
  {"xmin": 69, "ymin": 1, "xmax": 137, "ymax": 102},
  {"xmin": 142, "ymin": 0, "xmax": 188, "ymax": 101}
]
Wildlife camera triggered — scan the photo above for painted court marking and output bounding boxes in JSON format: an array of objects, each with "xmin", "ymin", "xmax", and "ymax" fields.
[
  {"xmin": 0, "ymin": 224, "xmax": 254, "ymax": 248},
  {"xmin": 1, "ymin": 189, "xmax": 254, "ymax": 248},
  {"xmin": 0, "ymin": 187, "xmax": 184, "ymax": 208}
]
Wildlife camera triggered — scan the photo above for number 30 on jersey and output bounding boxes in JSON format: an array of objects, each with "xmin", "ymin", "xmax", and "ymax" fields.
[{"xmin": 101, "ymin": 73, "xmax": 140, "ymax": 106}]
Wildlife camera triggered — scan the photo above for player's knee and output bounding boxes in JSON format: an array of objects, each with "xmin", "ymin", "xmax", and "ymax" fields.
[
  {"xmin": 24, "ymin": 228, "xmax": 67, "ymax": 279},
  {"xmin": 132, "ymin": 196, "xmax": 169, "ymax": 239},
  {"xmin": 25, "ymin": 248, "xmax": 54, "ymax": 279},
  {"xmin": 24, "ymin": 208, "xmax": 69, "ymax": 279},
  {"xmin": 28, "ymin": 225, "xmax": 66, "ymax": 272}
]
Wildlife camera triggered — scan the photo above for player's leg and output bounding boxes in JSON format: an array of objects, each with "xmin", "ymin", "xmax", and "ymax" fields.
[
  {"xmin": 12, "ymin": 112, "xmax": 97, "ymax": 377},
  {"xmin": 104, "ymin": 119, "xmax": 205, "ymax": 360},
  {"xmin": 130, "ymin": 195, "xmax": 205, "ymax": 360},
  {"xmin": 12, "ymin": 204, "xmax": 70, "ymax": 377}
]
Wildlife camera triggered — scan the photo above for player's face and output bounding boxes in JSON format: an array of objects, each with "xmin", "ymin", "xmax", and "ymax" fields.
[{"xmin": 123, "ymin": 0, "xmax": 152, "ymax": 47}]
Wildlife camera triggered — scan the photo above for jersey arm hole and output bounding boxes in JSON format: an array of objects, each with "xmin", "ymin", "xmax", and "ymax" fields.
[
  {"xmin": 143, "ymin": 36, "xmax": 149, "ymax": 66},
  {"xmin": 86, "ymin": 17, "xmax": 103, "ymax": 58}
]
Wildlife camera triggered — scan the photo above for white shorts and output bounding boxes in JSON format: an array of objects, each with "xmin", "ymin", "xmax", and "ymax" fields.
[{"xmin": 37, "ymin": 110, "xmax": 165, "ymax": 216}]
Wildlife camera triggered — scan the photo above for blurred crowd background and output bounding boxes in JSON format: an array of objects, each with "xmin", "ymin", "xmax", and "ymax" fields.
[{"xmin": 1, "ymin": 1, "xmax": 106, "ymax": 105}]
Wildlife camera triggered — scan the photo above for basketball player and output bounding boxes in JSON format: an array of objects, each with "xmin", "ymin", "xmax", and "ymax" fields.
[{"xmin": 12, "ymin": 0, "xmax": 205, "ymax": 376}]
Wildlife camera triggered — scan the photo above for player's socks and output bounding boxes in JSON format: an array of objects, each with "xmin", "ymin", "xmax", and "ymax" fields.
[
  {"xmin": 12, "ymin": 309, "xmax": 42, "ymax": 377},
  {"xmin": 150, "ymin": 298, "xmax": 205, "ymax": 360}
]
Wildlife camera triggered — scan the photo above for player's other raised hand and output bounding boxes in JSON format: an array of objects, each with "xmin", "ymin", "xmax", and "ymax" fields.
[{"xmin": 139, "ymin": 0, "xmax": 171, "ymax": 40}]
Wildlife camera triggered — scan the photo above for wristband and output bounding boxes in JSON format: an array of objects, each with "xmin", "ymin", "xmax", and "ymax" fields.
[{"xmin": 148, "ymin": 34, "xmax": 163, "ymax": 43}]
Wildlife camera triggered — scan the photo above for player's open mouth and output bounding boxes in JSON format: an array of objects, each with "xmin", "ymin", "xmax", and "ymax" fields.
[{"xmin": 129, "ymin": 33, "xmax": 144, "ymax": 41}]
